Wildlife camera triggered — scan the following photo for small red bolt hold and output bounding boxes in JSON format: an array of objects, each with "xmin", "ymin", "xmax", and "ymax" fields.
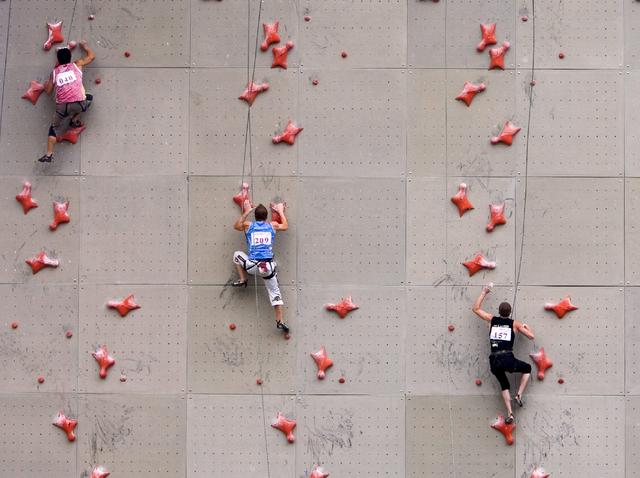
[
  {"xmin": 448, "ymin": 324, "xmax": 455, "ymax": 332},
  {"xmin": 558, "ymin": 52, "xmax": 565, "ymax": 59},
  {"xmin": 37, "ymin": 376, "xmax": 45, "ymax": 384},
  {"xmin": 304, "ymin": 15, "xmax": 311, "ymax": 22},
  {"xmin": 284, "ymin": 333, "xmax": 291, "ymax": 340},
  {"xmin": 521, "ymin": 15, "xmax": 528, "ymax": 21},
  {"xmin": 120, "ymin": 373, "xmax": 127, "ymax": 382},
  {"xmin": 558, "ymin": 377, "xmax": 565, "ymax": 384},
  {"xmin": 95, "ymin": 77, "xmax": 101, "ymax": 85},
  {"xmin": 229, "ymin": 323, "xmax": 236, "ymax": 330},
  {"xmin": 65, "ymin": 330, "xmax": 73, "ymax": 338},
  {"xmin": 256, "ymin": 378, "xmax": 263, "ymax": 385},
  {"xmin": 475, "ymin": 379, "xmax": 482, "ymax": 386},
  {"xmin": 312, "ymin": 79, "xmax": 319, "ymax": 86},
  {"xmin": 88, "ymin": 14, "xmax": 95, "ymax": 20},
  {"xmin": 124, "ymin": 51, "xmax": 131, "ymax": 58},
  {"xmin": 11, "ymin": 322, "xmax": 18, "ymax": 329},
  {"xmin": 341, "ymin": 51, "xmax": 348, "ymax": 58},
  {"xmin": 338, "ymin": 376, "xmax": 345, "ymax": 384},
  {"xmin": 530, "ymin": 80, "xmax": 536, "ymax": 86}
]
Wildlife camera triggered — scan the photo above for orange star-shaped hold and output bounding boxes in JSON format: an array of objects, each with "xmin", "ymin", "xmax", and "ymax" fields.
[
  {"xmin": 233, "ymin": 182, "xmax": 253, "ymax": 213},
  {"xmin": 92, "ymin": 345, "xmax": 116, "ymax": 379},
  {"xmin": 272, "ymin": 121, "xmax": 303, "ymax": 145},
  {"xmin": 50, "ymin": 201, "xmax": 70, "ymax": 230},
  {"xmin": 261, "ymin": 21, "xmax": 281, "ymax": 51},
  {"xmin": 272, "ymin": 40, "xmax": 294, "ymax": 69},
  {"xmin": 451, "ymin": 182, "xmax": 474, "ymax": 216},
  {"xmin": 53, "ymin": 410, "xmax": 77, "ymax": 442},
  {"xmin": 489, "ymin": 41, "xmax": 510, "ymax": 69},
  {"xmin": 22, "ymin": 80, "xmax": 45, "ymax": 105},
  {"xmin": 26, "ymin": 251, "xmax": 59, "ymax": 274},
  {"xmin": 270, "ymin": 202, "xmax": 286, "ymax": 224},
  {"xmin": 529, "ymin": 347, "xmax": 553, "ymax": 380},
  {"xmin": 491, "ymin": 121, "xmax": 520, "ymax": 145},
  {"xmin": 530, "ymin": 468, "xmax": 550, "ymax": 478},
  {"xmin": 309, "ymin": 466, "xmax": 330, "ymax": 478},
  {"xmin": 107, "ymin": 294, "xmax": 141, "ymax": 317},
  {"xmin": 91, "ymin": 466, "xmax": 110, "ymax": 478},
  {"xmin": 271, "ymin": 412, "xmax": 297, "ymax": 443},
  {"xmin": 455, "ymin": 81, "xmax": 486, "ymax": 107},
  {"xmin": 544, "ymin": 296, "xmax": 578, "ymax": 319},
  {"xmin": 477, "ymin": 23, "xmax": 497, "ymax": 52},
  {"xmin": 16, "ymin": 182, "xmax": 38, "ymax": 214},
  {"xmin": 325, "ymin": 295, "xmax": 359, "ymax": 318},
  {"xmin": 57, "ymin": 125, "xmax": 86, "ymax": 144},
  {"xmin": 486, "ymin": 202, "xmax": 506, "ymax": 232},
  {"xmin": 44, "ymin": 21, "xmax": 64, "ymax": 51},
  {"xmin": 491, "ymin": 414, "xmax": 516, "ymax": 445},
  {"xmin": 462, "ymin": 254, "xmax": 496, "ymax": 276},
  {"xmin": 311, "ymin": 346, "xmax": 333, "ymax": 379},
  {"xmin": 238, "ymin": 81, "xmax": 269, "ymax": 106}
]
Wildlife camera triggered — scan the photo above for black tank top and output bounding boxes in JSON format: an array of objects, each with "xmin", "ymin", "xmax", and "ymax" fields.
[{"xmin": 489, "ymin": 316, "xmax": 514, "ymax": 352}]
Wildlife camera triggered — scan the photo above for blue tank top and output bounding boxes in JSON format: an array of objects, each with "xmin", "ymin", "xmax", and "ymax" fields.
[{"xmin": 246, "ymin": 221, "xmax": 275, "ymax": 260}]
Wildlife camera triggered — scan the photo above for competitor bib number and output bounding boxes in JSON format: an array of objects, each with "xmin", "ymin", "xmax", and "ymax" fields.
[
  {"xmin": 56, "ymin": 70, "xmax": 78, "ymax": 87},
  {"xmin": 490, "ymin": 325, "xmax": 512, "ymax": 341},
  {"xmin": 251, "ymin": 231, "xmax": 272, "ymax": 246}
]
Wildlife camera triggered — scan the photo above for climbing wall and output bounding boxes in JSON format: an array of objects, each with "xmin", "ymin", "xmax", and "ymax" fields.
[{"xmin": 0, "ymin": 0, "xmax": 638, "ymax": 477}]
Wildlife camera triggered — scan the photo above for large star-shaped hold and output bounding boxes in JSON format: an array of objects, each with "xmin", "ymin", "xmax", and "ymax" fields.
[
  {"xmin": 270, "ymin": 202, "xmax": 286, "ymax": 224},
  {"xmin": 486, "ymin": 202, "xmax": 506, "ymax": 232},
  {"xmin": 272, "ymin": 40, "xmax": 294, "ymax": 69},
  {"xmin": 491, "ymin": 121, "xmax": 520, "ymax": 145},
  {"xmin": 272, "ymin": 121, "xmax": 303, "ymax": 145},
  {"xmin": 491, "ymin": 414, "xmax": 516, "ymax": 445},
  {"xmin": 310, "ymin": 346, "xmax": 333, "ymax": 379},
  {"xmin": 50, "ymin": 201, "xmax": 70, "ymax": 230},
  {"xmin": 477, "ymin": 23, "xmax": 497, "ymax": 52},
  {"xmin": 26, "ymin": 251, "xmax": 59, "ymax": 274},
  {"xmin": 57, "ymin": 125, "xmax": 86, "ymax": 144},
  {"xmin": 544, "ymin": 296, "xmax": 578, "ymax": 319},
  {"xmin": 455, "ymin": 81, "xmax": 486, "ymax": 107},
  {"xmin": 529, "ymin": 347, "xmax": 553, "ymax": 380},
  {"xmin": 107, "ymin": 294, "xmax": 141, "ymax": 317},
  {"xmin": 462, "ymin": 254, "xmax": 496, "ymax": 276},
  {"xmin": 233, "ymin": 182, "xmax": 253, "ymax": 213},
  {"xmin": 16, "ymin": 181, "xmax": 38, "ymax": 214},
  {"xmin": 238, "ymin": 81, "xmax": 269, "ymax": 107},
  {"xmin": 53, "ymin": 410, "xmax": 77, "ymax": 442},
  {"xmin": 325, "ymin": 295, "xmax": 359, "ymax": 319},
  {"xmin": 22, "ymin": 80, "xmax": 45, "ymax": 105},
  {"xmin": 91, "ymin": 466, "xmax": 110, "ymax": 478},
  {"xmin": 44, "ymin": 21, "xmax": 64, "ymax": 51},
  {"xmin": 489, "ymin": 41, "xmax": 510, "ymax": 69},
  {"xmin": 309, "ymin": 466, "xmax": 330, "ymax": 478},
  {"xmin": 92, "ymin": 345, "xmax": 116, "ymax": 379},
  {"xmin": 261, "ymin": 21, "xmax": 281, "ymax": 51},
  {"xmin": 451, "ymin": 182, "xmax": 474, "ymax": 216},
  {"xmin": 271, "ymin": 412, "xmax": 297, "ymax": 443},
  {"xmin": 530, "ymin": 468, "xmax": 550, "ymax": 478}
]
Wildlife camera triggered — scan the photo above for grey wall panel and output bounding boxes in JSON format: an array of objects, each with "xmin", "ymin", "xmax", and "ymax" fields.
[
  {"xmin": 299, "ymin": 0, "xmax": 407, "ymax": 69},
  {"xmin": 298, "ymin": 178, "xmax": 405, "ymax": 285},
  {"xmin": 191, "ymin": 0, "xmax": 299, "ymax": 68},
  {"xmin": 0, "ymin": 393, "xmax": 77, "ymax": 478},
  {"xmin": 187, "ymin": 394, "xmax": 295, "ymax": 478},
  {"xmin": 625, "ymin": 288, "xmax": 640, "ymax": 394},
  {"xmin": 188, "ymin": 176, "xmax": 297, "ymax": 285},
  {"xmin": 295, "ymin": 395, "xmax": 405, "ymax": 477},
  {"xmin": 407, "ymin": 70, "xmax": 446, "ymax": 177},
  {"xmin": 299, "ymin": 69, "xmax": 406, "ymax": 178},
  {"xmin": 515, "ymin": 395, "xmax": 625, "ymax": 478},
  {"xmin": 0, "ymin": 284, "xmax": 77, "ymax": 393},
  {"xmin": 80, "ymin": 68, "xmax": 188, "ymax": 176},
  {"xmin": 77, "ymin": 394, "xmax": 186, "ymax": 478},
  {"xmin": 188, "ymin": 285, "xmax": 298, "ymax": 394},
  {"xmin": 408, "ymin": 1, "xmax": 445, "ymax": 68},
  {"xmin": 627, "ymin": 71, "xmax": 640, "ymax": 176},
  {"xmin": 626, "ymin": 0, "xmax": 640, "ymax": 68},
  {"xmin": 78, "ymin": 284, "xmax": 187, "ymax": 393},
  {"xmin": 296, "ymin": 285, "xmax": 405, "ymax": 395},
  {"xmin": 533, "ymin": 0, "xmax": 623, "ymax": 69},
  {"xmin": 79, "ymin": 175, "xmax": 187, "ymax": 284},
  {"xmin": 518, "ymin": 178, "xmax": 624, "ymax": 285},
  {"xmin": 189, "ymin": 68, "xmax": 298, "ymax": 176},
  {"xmin": 627, "ymin": 179, "xmax": 640, "ymax": 285},
  {"xmin": 0, "ymin": 0, "xmax": 8, "ymax": 114},
  {"xmin": 628, "ymin": 397, "xmax": 640, "ymax": 476},
  {"xmin": 527, "ymin": 70, "xmax": 624, "ymax": 177},
  {"xmin": 0, "ymin": 175, "xmax": 80, "ymax": 283}
]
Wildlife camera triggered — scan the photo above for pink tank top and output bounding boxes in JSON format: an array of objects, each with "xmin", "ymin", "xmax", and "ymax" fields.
[{"xmin": 53, "ymin": 63, "xmax": 86, "ymax": 104}]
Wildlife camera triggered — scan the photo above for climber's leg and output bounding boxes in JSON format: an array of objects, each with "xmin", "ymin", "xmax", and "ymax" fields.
[
  {"xmin": 232, "ymin": 251, "xmax": 252, "ymax": 286},
  {"xmin": 490, "ymin": 354, "xmax": 514, "ymax": 421},
  {"xmin": 511, "ymin": 358, "xmax": 532, "ymax": 404},
  {"xmin": 69, "ymin": 95, "xmax": 93, "ymax": 127},
  {"xmin": 262, "ymin": 266, "xmax": 288, "ymax": 332},
  {"xmin": 39, "ymin": 104, "xmax": 66, "ymax": 162},
  {"xmin": 501, "ymin": 389, "xmax": 513, "ymax": 418}
]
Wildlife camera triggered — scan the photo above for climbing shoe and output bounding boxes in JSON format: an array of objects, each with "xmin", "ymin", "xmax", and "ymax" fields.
[
  {"xmin": 505, "ymin": 413, "xmax": 515, "ymax": 424},
  {"xmin": 514, "ymin": 394, "xmax": 523, "ymax": 407},
  {"xmin": 232, "ymin": 280, "xmax": 248, "ymax": 288},
  {"xmin": 38, "ymin": 154, "xmax": 53, "ymax": 163},
  {"xmin": 276, "ymin": 321, "xmax": 290, "ymax": 334},
  {"xmin": 69, "ymin": 119, "xmax": 83, "ymax": 128}
]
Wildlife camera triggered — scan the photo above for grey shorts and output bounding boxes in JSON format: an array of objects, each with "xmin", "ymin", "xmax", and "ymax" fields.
[{"xmin": 50, "ymin": 94, "xmax": 93, "ymax": 136}]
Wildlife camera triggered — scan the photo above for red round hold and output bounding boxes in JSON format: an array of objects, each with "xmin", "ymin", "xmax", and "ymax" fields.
[
  {"xmin": 341, "ymin": 51, "xmax": 348, "ymax": 58},
  {"xmin": 530, "ymin": 80, "xmax": 536, "ymax": 86},
  {"xmin": 120, "ymin": 374, "xmax": 127, "ymax": 382},
  {"xmin": 124, "ymin": 51, "xmax": 131, "ymax": 58},
  {"xmin": 312, "ymin": 79, "xmax": 319, "ymax": 86},
  {"xmin": 95, "ymin": 77, "xmax": 101, "ymax": 85},
  {"xmin": 65, "ymin": 330, "xmax": 73, "ymax": 338},
  {"xmin": 256, "ymin": 378, "xmax": 263, "ymax": 385},
  {"xmin": 229, "ymin": 323, "xmax": 236, "ymax": 330},
  {"xmin": 475, "ymin": 379, "xmax": 482, "ymax": 386},
  {"xmin": 304, "ymin": 15, "xmax": 311, "ymax": 22},
  {"xmin": 448, "ymin": 324, "xmax": 455, "ymax": 332},
  {"xmin": 10, "ymin": 321, "xmax": 18, "ymax": 329},
  {"xmin": 557, "ymin": 377, "xmax": 565, "ymax": 384},
  {"xmin": 521, "ymin": 15, "xmax": 528, "ymax": 22},
  {"xmin": 88, "ymin": 14, "xmax": 95, "ymax": 20},
  {"xmin": 338, "ymin": 376, "xmax": 345, "ymax": 384},
  {"xmin": 558, "ymin": 52, "xmax": 565, "ymax": 59},
  {"xmin": 37, "ymin": 376, "xmax": 45, "ymax": 384},
  {"xmin": 284, "ymin": 333, "xmax": 291, "ymax": 340}
]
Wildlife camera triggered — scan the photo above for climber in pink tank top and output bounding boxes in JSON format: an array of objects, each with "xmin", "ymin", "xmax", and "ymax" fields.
[{"xmin": 39, "ymin": 41, "xmax": 95, "ymax": 163}]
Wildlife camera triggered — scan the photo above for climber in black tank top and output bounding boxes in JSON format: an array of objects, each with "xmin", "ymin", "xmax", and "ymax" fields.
[{"xmin": 472, "ymin": 283, "xmax": 535, "ymax": 424}]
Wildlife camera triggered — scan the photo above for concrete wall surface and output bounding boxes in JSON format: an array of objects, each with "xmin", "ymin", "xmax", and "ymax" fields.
[{"xmin": 0, "ymin": 0, "xmax": 638, "ymax": 477}]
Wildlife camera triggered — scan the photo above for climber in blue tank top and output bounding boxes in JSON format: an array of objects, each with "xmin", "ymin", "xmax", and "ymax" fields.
[{"xmin": 245, "ymin": 220, "xmax": 276, "ymax": 260}]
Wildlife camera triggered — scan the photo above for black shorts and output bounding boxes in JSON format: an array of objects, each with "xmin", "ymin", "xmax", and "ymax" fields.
[{"xmin": 489, "ymin": 352, "xmax": 532, "ymax": 391}]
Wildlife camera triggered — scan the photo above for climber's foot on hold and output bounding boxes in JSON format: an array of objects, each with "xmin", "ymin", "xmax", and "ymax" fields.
[
  {"xmin": 505, "ymin": 413, "xmax": 515, "ymax": 424},
  {"xmin": 38, "ymin": 153, "xmax": 53, "ymax": 163},
  {"xmin": 232, "ymin": 279, "xmax": 248, "ymax": 288},
  {"xmin": 514, "ymin": 394, "xmax": 523, "ymax": 407},
  {"xmin": 276, "ymin": 321, "xmax": 290, "ymax": 334}
]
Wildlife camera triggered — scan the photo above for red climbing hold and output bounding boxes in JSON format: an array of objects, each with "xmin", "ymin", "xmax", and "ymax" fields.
[
  {"xmin": 309, "ymin": 466, "xmax": 330, "ymax": 478},
  {"xmin": 325, "ymin": 296, "xmax": 359, "ymax": 318},
  {"xmin": 57, "ymin": 125, "xmax": 86, "ymax": 144},
  {"xmin": 451, "ymin": 182, "xmax": 474, "ymax": 217},
  {"xmin": 489, "ymin": 41, "xmax": 510, "ymax": 70},
  {"xmin": 233, "ymin": 182, "xmax": 253, "ymax": 213},
  {"xmin": 120, "ymin": 372, "xmax": 127, "ymax": 382},
  {"xmin": 284, "ymin": 333, "xmax": 291, "ymax": 340},
  {"xmin": 16, "ymin": 182, "xmax": 38, "ymax": 214},
  {"xmin": 530, "ymin": 467, "xmax": 550, "ymax": 478},
  {"xmin": 486, "ymin": 202, "xmax": 507, "ymax": 232},
  {"xmin": 67, "ymin": 41, "xmax": 77, "ymax": 50},
  {"xmin": 21, "ymin": 80, "xmax": 45, "ymax": 105},
  {"xmin": 124, "ymin": 51, "xmax": 131, "ymax": 58},
  {"xmin": 37, "ymin": 376, "xmax": 45, "ymax": 384},
  {"xmin": 95, "ymin": 77, "xmax": 102, "ymax": 85},
  {"xmin": 558, "ymin": 52, "xmax": 565, "ymax": 59},
  {"xmin": 50, "ymin": 201, "xmax": 70, "ymax": 231},
  {"xmin": 65, "ymin": 330, "xmax": 73, "ymax": 338},
  {"xmin": 88, "ymin": 14, "xmax": 95, "ymax": 20},
  {"xmin": 521, "ymin": 16, "xmax": 529, "ymax": 22},
  {"xmin": 229, "ymin": 323, "xmax": 236, "ymax": 330},
  {"xmin": 448, "ymin": 324, "xmax": 455, "ymax": 332},
  {"xmin": 475, "ymin": 378, "xmax": 482, "ymax": 386},
  {"xmin": 338, "ymin": 376, "xmax": 346, "ymax": 384},
  {"xmin": 311, "ymin": 346, "xmax": 333, "ymax": 379},
  {"xmin": 544, "ymin": 297, "xmax": 578, "ymax": 319},
  {"xmin": 272, "ymin": 41, "xmax": 294, "ymax": 69},
  {"xmin": 43, "ymin": 21, "xmax": 64, "ymax": 51},
  {"xmin": 455, "ymin": 81, "xmax": 486, "ymax": 107},
  {"xmin": 261, "ymin": 21, "xmax": 281, "ymax": 51},
  {"xmin": 476, "ymin": 23, "xmax": 497, "ymax": 52},
  {"xmin": 53, "ymin": 410, "xmax": 77, "ymax": 442},
  {"xmin": 271, "ymin": 412, "xmax": 296, "ymax": 443},
  {"xmin": 312, "ymin": 79, "xmax": 319, "ymax": 86},
  {"xmin": 304, "ymin": 16, "xmax": 311, "ymax": 22},
  {"xmin": 270, "ymin": 202, "xmax": 286, "ymax": 224},
  {"xmin": 491, "ymin": 121, "xmax": 521, "ymax": 146},
  {"xmin": 11, "ymin": 322, "xmax": 18, "ymax": 329},
  {"xmin": 26, "ymin": 251, "xmax": 59, "ymax": 274},
  {"xmin": 238, "ymin": 81, "xmax": 269, "ymax": 106},
  {"xmin": 557, "ymin": 377, "xmax": 564, "ymax": 384},
  {"xmin": 491, "ymin": 414, "xmax": 516, "ymax": 446},
  {"xmin": 91, "ymin": 466, "xmax": 110, "ymax": 478},
  {"xmin": 93, "ymin": 345, "xmax": 115, "ymax": 379},
  {"xmin": 341, "ymin": 51, "xmax": 348, "ymax": 58},
  {"xmin": 529, "ymin": 347, "xmax": 553, "ymax": 380},
  {"xmin": 256, "ymin": 378, "xmax": 263, "ymax": 385},
  {"xmin": 462, "ymin": 254, "xmax": 496, "ymax": 276},
  {"xmin": 272, "ymin": 121, "xmax": 303, "ymax": 145},
  {"xmin": 107, "ymin": 294, "xmax": 141, "ymax": 317}
]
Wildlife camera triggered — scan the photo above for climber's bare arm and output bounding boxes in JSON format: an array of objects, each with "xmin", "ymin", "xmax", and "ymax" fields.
[
  {"xmin": 514, "ymin": 321, "xmax": 535, "ymax": 340},
  {"xmin": 271, "ymin": 207, "xmax": 288, "ymax": 232},
  {"xmin": 233, "ymin": 206, "xmax": 254, "ymax": 231},
  {"xmin": 75, "ymin": 41, "xmax": 95, "ymax": 69},
  {"xmin": 472, "ymin": 283, "xmax": 493, "ymax": 322},
  {"xmin": 44, "ymin": 73, "xmax": 54, "ymax": 95}
]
